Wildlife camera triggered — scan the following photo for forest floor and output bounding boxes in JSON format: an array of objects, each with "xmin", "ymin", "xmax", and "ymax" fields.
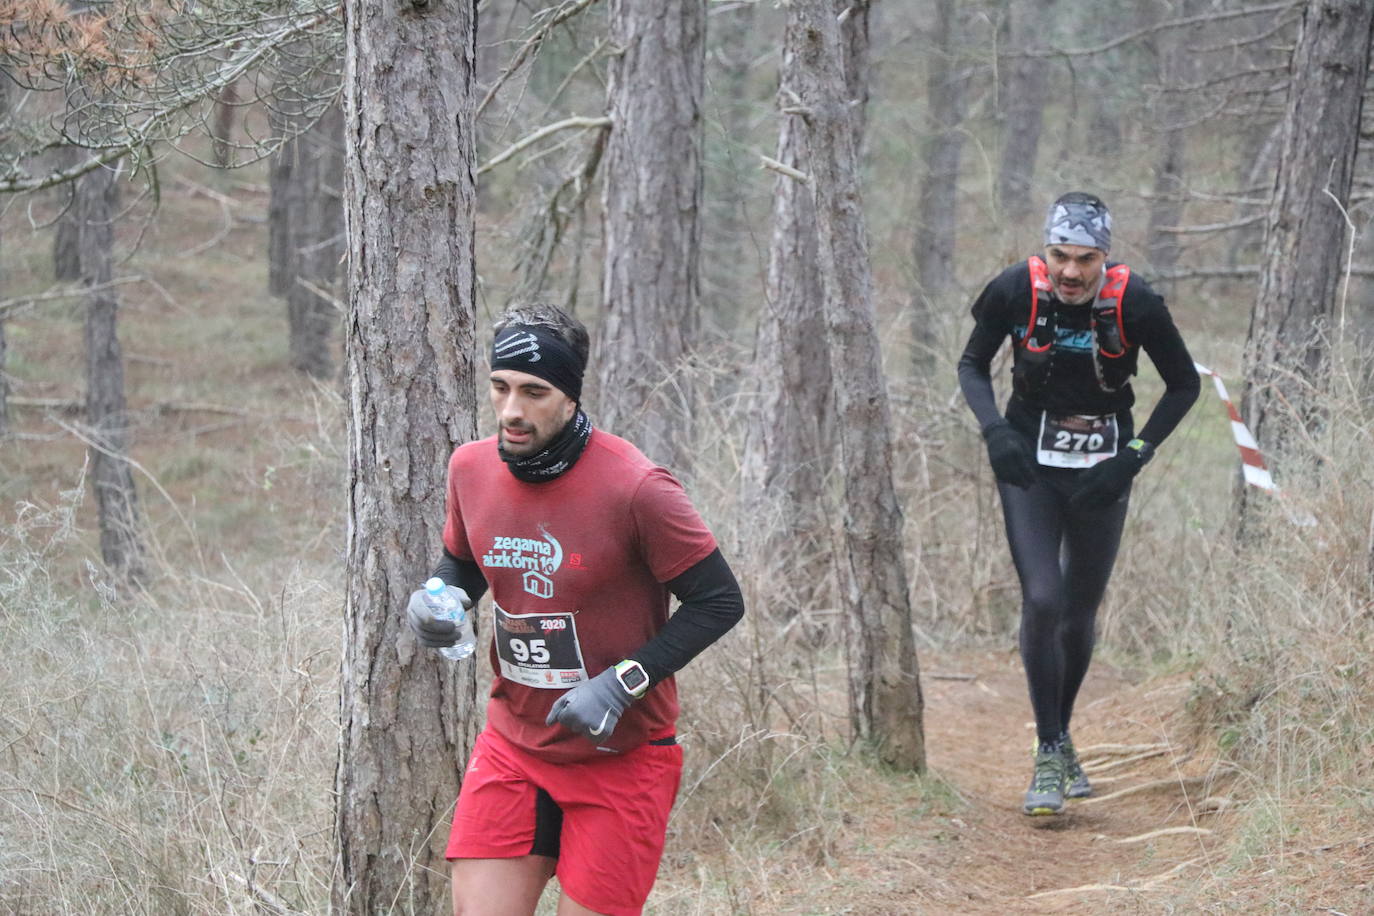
[
  {"xmin": 666, "ymin": 648, "xmax": 1372, "ymax": 916},
  {"xmin": 837, "ymin": 648, "xmax": 1226, "ymax": 914}
]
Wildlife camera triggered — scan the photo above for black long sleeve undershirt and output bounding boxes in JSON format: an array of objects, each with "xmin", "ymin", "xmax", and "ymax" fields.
[
  {"xmin": 630, "ymin": 547, "xmax": 745, "ymax": 686},
  {"xmin": 432, "ymin": 546, "xmax": 744, "ymax": 687},
  {"xmin": 432, "ymin": 548, "xmax": 489, "ymax": 605}
]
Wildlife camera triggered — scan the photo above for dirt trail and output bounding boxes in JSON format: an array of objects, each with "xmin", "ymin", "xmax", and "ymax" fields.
[{"xmin": 833, "ymin": 649, "xmax": 1227, "ymax": 914}]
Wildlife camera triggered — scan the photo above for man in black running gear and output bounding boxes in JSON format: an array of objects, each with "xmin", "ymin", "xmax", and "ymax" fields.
[{"xmin": 957, "ymin": 192, "xmax": 1200, "ymax": 816}]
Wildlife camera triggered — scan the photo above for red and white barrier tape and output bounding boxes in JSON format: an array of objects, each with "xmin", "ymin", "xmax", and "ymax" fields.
[
  {"xmin": 1193, "ymin": 362, "xmax": 1316, "ymax": 526},
  {"xmin": 1193, "ymin": 362, "xmax": 1275, "ymax": 492}
]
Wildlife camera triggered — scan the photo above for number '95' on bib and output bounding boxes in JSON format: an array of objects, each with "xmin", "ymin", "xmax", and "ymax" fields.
[
  {"xmin": 494, "ymin": 602, "xmax": 588, "ymax": 689},
  {"xmin": 1036, "ymin": 413, "xmax": 1118, "ymax": 468}
]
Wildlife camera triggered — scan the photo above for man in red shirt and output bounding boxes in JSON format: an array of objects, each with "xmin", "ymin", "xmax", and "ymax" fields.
[{"xmin": 406, "ymin": 302, "xmax": 744, "ymax": 916}]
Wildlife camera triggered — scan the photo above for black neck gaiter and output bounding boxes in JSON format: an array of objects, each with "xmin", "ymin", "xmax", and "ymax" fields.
[{"xmin": 498, "ymin": 408, "xmax": 593, "ymax": 483}]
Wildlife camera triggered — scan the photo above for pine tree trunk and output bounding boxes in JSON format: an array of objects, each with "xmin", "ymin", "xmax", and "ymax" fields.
[
  {"xmin": 1145, "ymin": 0, "xmax": 1202, "ymax": 283},
  {"xmin": 1237, "ymin": 0, "xmax": 1373, "ymax": 532},
  {"xmin": 739, "ymin": 28, "xmax": 829, "ymax": 573},
  {"xmin": 0, "ymin": 78, "xmax": 6, "ymax": 436},
  {"xmin": 0, "ymin": 283, "xmax": 7, "ymax": 439},
  {"xmin": 79, "ymin": 161, "xmax": 144, "ymax": 585},
  {"xmin": 210, "ymin": 79, "xmax": 238, "ymax": 169},
  {"xmin": 286, "ymin": 103, "xmax": 344, "ymax": 379},
  {"xmin": 740, "ymin": 0, "xmax": 866, "ymax": 609},
  {"xmin": 53, "ymin": 148, "xmax": 82, "ymax": 281},
  {"xmin": 0, "ymin": 317, "xmax": 7, "ymax": 439},
  {"xmin": 911, "ymin": 0, "xmax": 968, "ymax": 370},
  {"xmin": 997, "ymin": 0, "xmax": 1054, "ymax": 240},
  {"xmin": 334, "ymin": 1, "xmax": 482, "ymax": 912},
  {"xmin": 789, "ymin": 0, "xmax": 925, "ymax": 772},
  {"xmin": 700, "ymin": 0, "xmax": 756, "ymax": 326},
  {"xmin": 596, "ymin": 0, "xmax": 706, "ymax": 473},
  {"xmin": 267, "ymin": 135, "xmax": 298, "ymax": 299}
]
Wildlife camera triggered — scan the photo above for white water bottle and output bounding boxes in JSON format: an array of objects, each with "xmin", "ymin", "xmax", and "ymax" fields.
[{"xmin": 423, "ymin": 577, "xmax": 476, "ymax": 660}]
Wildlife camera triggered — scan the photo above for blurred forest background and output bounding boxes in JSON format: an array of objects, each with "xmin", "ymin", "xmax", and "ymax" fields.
[{"xmin": 2, "ymin": 0, "xmax": 1372, "ymax": 913}]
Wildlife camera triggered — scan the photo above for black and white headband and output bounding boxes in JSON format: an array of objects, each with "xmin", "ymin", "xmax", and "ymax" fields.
[{"xmin": 490, "ymin": 325, "xmax": 585, "ymax": 402}]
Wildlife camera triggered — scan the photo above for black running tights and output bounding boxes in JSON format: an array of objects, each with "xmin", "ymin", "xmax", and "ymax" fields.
[{"xmin": 998, "ymin": 472, "xmax": 1130, "ymax": 744}]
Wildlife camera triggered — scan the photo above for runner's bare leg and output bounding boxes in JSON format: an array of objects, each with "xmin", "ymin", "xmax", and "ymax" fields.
[
  {"xmin": 452, "ymin": 856, "xmax": 555, "ymax": 916},
  {"xmin": 556, "ymin": 891, "xmax": 608, "ymax": 915}
]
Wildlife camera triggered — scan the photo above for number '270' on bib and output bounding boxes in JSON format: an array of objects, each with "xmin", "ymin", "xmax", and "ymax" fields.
[{"xmin": 1036, "ymin": 412, "xmax": 1118, "ymax": 469}]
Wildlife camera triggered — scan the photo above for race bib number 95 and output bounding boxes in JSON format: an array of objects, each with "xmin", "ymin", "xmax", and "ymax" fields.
[
  {"xmin": 493, "ymin": 602, "xmax": 588, "ymax": 689},
  {"xmin": 1036, "ymin": 412, "xmax": 1118, "ymax": 468}
]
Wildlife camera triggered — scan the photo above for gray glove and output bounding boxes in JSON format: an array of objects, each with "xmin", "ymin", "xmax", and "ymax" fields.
[
  {"xmin": 545, "ymin": 666, "xmax": 636, "ymax": 742},
  {"xmin": 405, "ymin": 585, "xmax": 472, "ymax": 649}
]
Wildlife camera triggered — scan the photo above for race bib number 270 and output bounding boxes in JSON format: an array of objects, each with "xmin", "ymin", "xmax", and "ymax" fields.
[
  {"xmin": 492, "ymin": 602, "xmax": 588, "ymax": 689},
  {"xmin": 1036, "ymin": 412, "xmax": 1118, "ymax": 468}
]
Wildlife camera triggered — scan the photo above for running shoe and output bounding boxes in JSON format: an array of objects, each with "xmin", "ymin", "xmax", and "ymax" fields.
[
  {"xmin": 1023, "ymin": 741, "xmax": 1068, "ymax": 816},
  {"xmin": 1060, "ymin": 733, "xmax": 1093, "ymax": 799}
]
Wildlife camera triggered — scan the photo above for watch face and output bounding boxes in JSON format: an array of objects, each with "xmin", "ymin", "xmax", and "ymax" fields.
[{"xmin": 618, "ymin": 663, "xmax": 648, "ymax": 694}]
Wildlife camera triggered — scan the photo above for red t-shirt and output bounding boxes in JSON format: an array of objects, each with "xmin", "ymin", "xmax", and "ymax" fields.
[{"xmin": 443, "ymin": 429, "xmax": 717, "ymax": 763}]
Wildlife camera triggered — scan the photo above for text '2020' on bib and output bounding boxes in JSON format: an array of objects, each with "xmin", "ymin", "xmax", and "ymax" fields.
[{"xmin": 1036, "ymin": 412, "xmax": 1118, "ymax": 468}]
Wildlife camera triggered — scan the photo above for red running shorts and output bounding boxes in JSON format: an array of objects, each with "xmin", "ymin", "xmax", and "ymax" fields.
[{"xmin": 447, "ymin": 727, "xmax": 684, "ymax": 916}]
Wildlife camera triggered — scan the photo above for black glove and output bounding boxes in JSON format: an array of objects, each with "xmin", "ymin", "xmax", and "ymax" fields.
[
  {"xmin": 983, "ymin": 420, "xmax": 1037, "ymax": 489},
  {"xmin": 405, "ymin": 585, "xmax": 472, "ymax": 649},
  {"xmin": 545, "ymin": 665, "xmax": 637, "ymax": 742},
  {"xmin": 1069, "ymin": 447, "xmax": 1148, "ymax": 510}
]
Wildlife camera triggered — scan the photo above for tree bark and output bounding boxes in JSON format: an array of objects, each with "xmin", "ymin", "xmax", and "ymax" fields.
[
  {"xmin": 210, "ymin": 78, "xmax": 239, "ymax": 169},
  {"xmin": 739, "ymin": 20, "xmax": 829, "ymax": 573},
  {"xmin": 0, "ymin": 76, "xmax": 6, "ymax": 436},
  {"xmin": 334, "ymin": 2, "xmax": 482, "ymax": 913},
  {"xmin": 910, "ymin": 0, "xmax": 969, "ymax": 371},
  {"xmin": 53, "ymin": 148, "xmax": 82, "ymax": 281},
  {"xmin": 997, "ymin": 0, "xmax": 1054, "ymax": 238},
  {"xmin": 285, "ymin": 103, "xmax": 345, "ymax": 379},
  {"xmin": 595, "ymin": 0, "xmax": 706, "ymax": 473},
  {"xmin": 789, "ymin": 0, "xmax": 925, "ymax": 772},
  {"xmin": 1145, "ymin": 0, "xmax": 1203, "ymax": 283},
  {"xmin": 699, "ymin": 0, "xmax": 759, "ymax": 329},
  {"xmin": 1237, "ymin": 0, "xmax": 1373, "ymax": 531},
  {"xmin": 0, "ymin": 316, "xmax": 7, "ymax": 439},
  {"xmin": 267, "ymin": 134, "xmax": 298, "ymax": 298},
  {"xmin": 740, "ymin": 0, "xmax": 866, "ymax": 606},
  {"xmin": 79, "ymin": 161, "xmax": 144, "ymax": 585},
  {"xmin": 1, "ymin": 226, "xmax": 7, "ymax": 437}
]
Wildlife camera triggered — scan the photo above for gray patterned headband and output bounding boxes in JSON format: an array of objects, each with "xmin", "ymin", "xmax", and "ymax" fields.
[{"xmin": 1043, "ymin": 194, "xmax": 1112, "ymax": 252}]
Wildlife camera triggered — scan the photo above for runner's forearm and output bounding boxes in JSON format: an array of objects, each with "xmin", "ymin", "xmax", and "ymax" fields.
[
  {"xmin": 630, "ymin": 548, "xmax": 744, "ymax": 686},
  {"xmin": 1136, "ymin": 319, "xmax": 1201, "ymax": 446},
  {"xmin": 432, "ymin": 548, "xmax": 490, "ymax": 604},
  {"xmin": 957, "ymin": 321, "xmax": 1008, "ymax": 432}
]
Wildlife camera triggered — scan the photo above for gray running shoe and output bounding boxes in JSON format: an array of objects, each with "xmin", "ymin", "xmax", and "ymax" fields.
[
  {"xmin": 1061, "ymin": 734, "xmax": 1093, "ymax": 799},
  {"xmin": 1023, "ymin": 743, "xmax": 1068, "ymax": 816}
]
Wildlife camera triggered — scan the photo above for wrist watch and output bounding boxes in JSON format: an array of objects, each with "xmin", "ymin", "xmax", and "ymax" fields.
[
  {"xmin": 1125, "ymin": 438, "xmax": 1155, "ymax": 463},
  {"xmin": 613, "ymin": 659, "xmax": 650, "ymax": 699}
]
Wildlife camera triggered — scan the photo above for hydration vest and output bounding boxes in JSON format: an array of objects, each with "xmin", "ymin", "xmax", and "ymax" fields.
[{"xmin": 1014, "ymin": 256, "xmax": 1134, "ymax": 399}]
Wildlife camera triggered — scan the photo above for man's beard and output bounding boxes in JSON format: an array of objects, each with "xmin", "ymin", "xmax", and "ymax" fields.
[{"xmin": 1054, "ymin": 272, "xmax": 1104, "ymax": 305}]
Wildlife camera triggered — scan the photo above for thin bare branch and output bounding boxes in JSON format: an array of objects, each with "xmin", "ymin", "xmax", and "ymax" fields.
[
  {"xmin": 2, "ymin": 2, "xmax": 341, "ymax": 191},
  {"xmin": 1014, "ymin": 2, "xmax": 1299, "ymax": 60},
  {"xmin": 1113, "ymin": 826, "xmax": 1215, "ymax": 845},
  {"xmin": 476, "ymin": 0, "xmax": 603, "ymax": 119},
  {"xmin": 1077, "ymin": 776, "xmax": 1208, "ymax": 806},
  {"xmin": 1155, "ymin": 214, "xmax": 1267, "ymax": 235},
  {"xmin": 476, "ymin": 115, "xmax": 611, "ymax": 175},
  {"xmin": 0, "ymin": 276, "xmax": 142, "ymax": 317},
  {"xmin": 759, "ymin": 154, "xmax": 810, "ymax": 183}
]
